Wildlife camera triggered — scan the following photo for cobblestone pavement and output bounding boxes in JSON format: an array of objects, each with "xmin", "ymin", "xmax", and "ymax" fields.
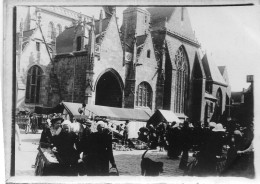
[
  {"xmin": 15, "ymin": 130, "xmax": 184, "ymax": 176},
  {"xmin": 114, "ymin": 150, "xmax": 184, "ymax": 176}
]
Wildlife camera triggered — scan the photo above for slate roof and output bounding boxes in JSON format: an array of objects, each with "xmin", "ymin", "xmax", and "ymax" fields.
[
  {"xmin": 56, "ymin": 17, "xmax": 111, "ymax": 54},
  {"xmin": 94, "ymin": 17, "xmax": 111, "ymax": 35},
  {"xmin": 16, "ymin": 29, "xmax": 35, "ymax": 51},
  {"xmin": 201, "ymin": 54, "xmax": 227, "ymax": 87},
  {"xmin": 56, "ymin": 26, "xmax": 75, "ymax": 54},
  {"xmin": 146, "ymin": 7, "xmax": 176, "ymax": 30}
]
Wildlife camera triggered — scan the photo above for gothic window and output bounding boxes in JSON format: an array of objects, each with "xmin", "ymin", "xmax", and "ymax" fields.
[
  {"xmin": 147, "ymin": 49, "xmax": 151, "ymax": 58},
  {"xmin": 135, "ymin": 82, "xmax": 152, "ymax": 109},
  {"xmin": 25, "ymin": 66, "xmax": 43, "ymax": 104},
  {"xmin": 57, "ymin": 24, "xmax": 62, "ymax": 35},
  {"xmin": 216, "ymin": 89, "xmax": 222, "ymax": 110},
  {"xmin": 215, "ymin": 88, "xmax": 223, "ymax": 121},
  {"xmin": 48, "ymin": 22, "xmax": 55, "ymax": 40},
  {"xmin": 174, "ymin": 46, "xmax": 189, "ymax": 114},
  {"xmin": 76, "ymin": 36, "xmax": 82, "ymax": 51}
]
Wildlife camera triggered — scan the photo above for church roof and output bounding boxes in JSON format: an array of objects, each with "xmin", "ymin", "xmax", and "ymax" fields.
[
  {"xmin": 56, "ymin": 26, "xmax": 75, "ymax": 54},
  {"xmin": 218, "ymin": 66, "xmax": 226, "ymax": 75},
  {"xmin": 202, "ymin": 54, "xmax": 228, "ymax": 87},
  {"xmin": 147, "ymin": 7, "xmax": 176, "ymax": 30},
  {"xmin": 94, "ymin": 17, "xmax": 111, "ymax": 35}
]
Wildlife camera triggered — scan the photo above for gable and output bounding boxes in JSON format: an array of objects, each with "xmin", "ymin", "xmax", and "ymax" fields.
[
  {"xmin": 100, "ymin": 12, "xmax": 123, "ymax": 63},
  {"xmin": 167, "ymin": 7, "xmax": 195, "ymax": 41},
  {"xmin": 202, "ymin": 54, "xmax": 227, "ymax": 86}
]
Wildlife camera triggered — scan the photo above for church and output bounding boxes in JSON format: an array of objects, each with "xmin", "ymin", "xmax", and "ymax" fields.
[{"xmin": 16, "ymin": 6, "xmax": 231, "ymax": 123}]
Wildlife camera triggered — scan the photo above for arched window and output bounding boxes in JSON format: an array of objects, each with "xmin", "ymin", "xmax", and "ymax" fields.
[
  {"xmin": 135, "ymin": 82, "xmax": 152, "ymax": 108},
  {"xmin": 216, "ymin": 88, "xmax": 223, "ymax": 112},
  {"xmin": 76, "ymin": 36, "xmax": 82, "ymax": 51},
  {"xmin": 25, "ymin": 66, "xmax": 43, "ymax": 104},
  {"xmin": 174, "ymin": 46, "xmax": 189, "ymax": 114},
  {"xmin": 48, "ymin": 22, "xmax": 55, "ymax": 40},
  {"xmin": 56, "ymin": 24, "xmax": 62, "ymax": 35},
  {"xmin": 147, "ymin": 49, "xmax": 151, "ymax": 58}
]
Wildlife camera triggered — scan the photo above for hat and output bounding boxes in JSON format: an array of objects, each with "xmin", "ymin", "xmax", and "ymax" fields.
[
  {"xmin": 97, "ymin": 121, "xmax": 106, "ymax": 128},
  {"xmin": 212, "ymin": 123, "xmax": 226, "ymax": 132},
  {"xmin": 51, "ymin": 116, "xmax": 64, "ymax": 125},
  {"xmin": 209, "ymin": 122, "xmax": 217, "ymax": 128},
  {"xmin": 85, "ymin": 120, "xmax": 92, "ymax": 127},
  {"xmin": 234, "ymin": 130, "xmax": 243, "ymax": 137}
]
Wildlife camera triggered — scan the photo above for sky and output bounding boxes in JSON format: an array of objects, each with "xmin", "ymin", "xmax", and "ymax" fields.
[{"xmin": 67, "ymin": 6, "xmax": 260, "ymax": 92}]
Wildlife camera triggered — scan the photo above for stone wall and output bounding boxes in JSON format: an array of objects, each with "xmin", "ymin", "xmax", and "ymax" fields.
[
  {"xmin": 51, "ymin": 53, "xmax": 88, "ymax": 105},
  {"xmin": 135, "ymin": 34, "xmax": 158, "ymax": 112},
  {"xmin": 92, "ymin": 13, "xmax": 124, "ymax": 105}
]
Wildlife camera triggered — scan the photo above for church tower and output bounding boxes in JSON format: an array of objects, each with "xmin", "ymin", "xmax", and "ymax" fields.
[{"xmin": 121, "ymin": 7, "xmax": 151, "ymax": 39}]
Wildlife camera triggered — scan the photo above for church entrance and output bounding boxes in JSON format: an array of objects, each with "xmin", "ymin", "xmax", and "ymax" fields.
[{"xmin": 95, "ymin": 71, "xmax": 123, "ymax": 108}]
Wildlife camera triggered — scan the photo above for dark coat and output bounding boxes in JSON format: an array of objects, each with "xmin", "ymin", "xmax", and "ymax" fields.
[
  {"xmin": 52, "ymin": 131, "xmax": 79, "ymax": 166},
  {"xmin": 86, "ymin": 132, "xmax": 115, "ymax": 176},
  {"xmin": 39, "ymin": 127, "xmax": 52, "ymax": 146}
]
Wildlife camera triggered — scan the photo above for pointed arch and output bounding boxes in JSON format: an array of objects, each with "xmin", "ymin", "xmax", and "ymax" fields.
[
  {"xmin": 95, "ymin": 68, "xmax": 124, "ymax": 107},
  {"xmin": 174, "ymin": 45, "xmax": 190, "ymax": 114},
  {"xmin": 25, "ymin": 65, "xmax": 43, "ymax": 104},
  {"xmin": 48, "ymin": 22, "xmax": 56, "ymax": 40},
  {"xmin": 135, "ymin": 81, "xmax": 153, "ymax": 109}
]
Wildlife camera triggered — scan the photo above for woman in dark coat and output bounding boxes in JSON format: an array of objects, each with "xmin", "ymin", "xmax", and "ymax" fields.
[
  {"xmin": 86, "ymin": 122, "xmax": 116, "ymax": 176},
  {"xmin": 196, "ymin": 123, "xmax": 226, "ymax": 176},
  {"xmin": 179, "ymin": 121, "xmax": 192, "ymax": 170},
  {"xmin": 167, "ymin": 122, "xmax": 183, "ymax": 159},
  {"xmin": 51, "ymin": 124, "xmax": 80, "ymax": 176}
]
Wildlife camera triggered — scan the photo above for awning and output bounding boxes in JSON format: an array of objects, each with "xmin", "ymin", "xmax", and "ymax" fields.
[
  {"xmin": 59, "ymin": 102, "xmax": 152, "ymax": 122},
  {"xmin": 205, "ymin": 92, "xmax": 217, "ymax": 101},
  {"xmin": 34, "ymin": 106, "xmax": 53, "ymax": 114},
  {"xmin": 147, "ymin": 109, "xmax": 181, "ymax": 126}
]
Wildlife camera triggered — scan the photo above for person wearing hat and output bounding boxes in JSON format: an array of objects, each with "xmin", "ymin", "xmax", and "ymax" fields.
[
  {"xmin": 51, "ymin": 119, "xmax": 80, "ymax": 176},
  {"xmin": 39, "ymin": 118, "xmax": 53, "ymax": 147},
  {"xmin": 76, "ymin": 119, "xmax": 93, "ymax": 176},
  {"xmin": 123, "ymin": 120, "xmax": 130, "ymax": 146},
  {"xmin": 85, "ymin": 121, "xmax": 116, "ymax": 176},
  {"xmin": 196, "ymin": 123, "xmax": 227, "ymax": 176},
  {"xmin": 179, "ymin": 121, "xmax": 192, "ymax": 170},
  {"xmin": 30, "ymin": 113, "xmax": 38, "ymax": 134}
]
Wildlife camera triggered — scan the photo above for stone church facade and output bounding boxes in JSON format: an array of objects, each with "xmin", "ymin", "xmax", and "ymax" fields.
[
  {"xmin": 16, "ymin": 6, "xmax": 92, "ymax": 109},
  {"xmin": 17, "ymin": 7, "xmax": 231, "ymax": 123}
]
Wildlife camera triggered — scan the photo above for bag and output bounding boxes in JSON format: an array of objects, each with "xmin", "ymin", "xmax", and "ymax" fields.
[{"xmin": 109, "ymin": 167, "xmax": 119, "ymax": 176}]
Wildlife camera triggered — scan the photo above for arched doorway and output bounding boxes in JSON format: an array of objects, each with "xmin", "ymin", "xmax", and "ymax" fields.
[{"xmin": 95, "ymin": 71, "xmax": 123, "ymax": 108}]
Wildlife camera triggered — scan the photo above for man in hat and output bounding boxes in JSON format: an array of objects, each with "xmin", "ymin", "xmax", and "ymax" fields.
[
  {"xmin": 197, "ymin": 123, "xmax": 227, "ymax": 176},
  {"xmin": 51, "ymin": 118, "xmax": 80, "ymax": 176},
  {"xmin": 86, "ymin": 121, "xmax": 116, "ymax": 176},
  {"xmin": 30, "ymin": 113, "xmax": 38, "ymax": 134}
]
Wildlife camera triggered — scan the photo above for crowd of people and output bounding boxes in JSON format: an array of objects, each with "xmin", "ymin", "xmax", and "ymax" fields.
[
  {"xmin": 33, "ymin": 111, "xmax": 254, "ymax": 177},
  {"xmin": 137, "ymin": 119, "xmax": 254, "ymax": 177},
  {"xmin": 37, "ymin": 114, "xmax": 117, "ymax": 176}
]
